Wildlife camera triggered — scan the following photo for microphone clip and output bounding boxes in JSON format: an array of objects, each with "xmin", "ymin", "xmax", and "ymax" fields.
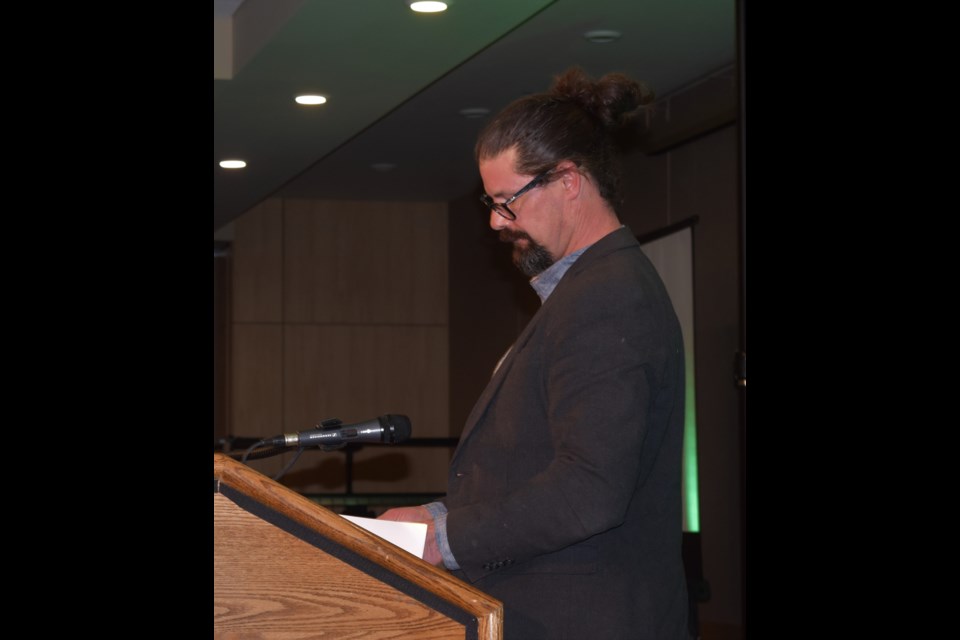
[
  {"xmin": 316, "ymin": 418, "xmax": 343, "ymax": 430},
  {"xmin": 313, "ymin": 418, "xmax": 346, "ymax": 451}
]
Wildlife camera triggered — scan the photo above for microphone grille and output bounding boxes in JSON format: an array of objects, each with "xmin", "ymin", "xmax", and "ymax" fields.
[{"xmin": 382, "ymin": 414, "xmax": 412, "ymax": 443}]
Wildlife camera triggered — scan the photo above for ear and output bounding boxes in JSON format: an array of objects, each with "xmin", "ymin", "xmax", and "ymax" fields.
[{"xmin": 555, "ymin": 161, "xmax": 581, "ymax": 199}]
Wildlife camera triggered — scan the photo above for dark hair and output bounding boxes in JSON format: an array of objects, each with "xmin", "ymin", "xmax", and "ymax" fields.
[{"xmin": 475, "ymin": 66, "xmax": 654, "ymax": 209}]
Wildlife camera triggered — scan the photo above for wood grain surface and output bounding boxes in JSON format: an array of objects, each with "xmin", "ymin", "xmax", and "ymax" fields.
[{"xmin": 214, "ymin": 453, "xmax": 502, "ymax": 639}]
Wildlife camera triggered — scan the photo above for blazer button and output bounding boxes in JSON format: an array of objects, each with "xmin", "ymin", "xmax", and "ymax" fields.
[{"xmin": 455, "ymin": 472, "xmax": 465, "ymax": 478}]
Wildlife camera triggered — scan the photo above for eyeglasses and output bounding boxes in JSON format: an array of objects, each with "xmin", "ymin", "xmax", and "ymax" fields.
[{"xmin": 479, "ymin": 169, "xmax": 552, "ymax": 221}]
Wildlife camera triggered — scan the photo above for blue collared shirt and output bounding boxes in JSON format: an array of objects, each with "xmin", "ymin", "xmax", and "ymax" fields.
[{"xmin": 529, "ymin": 245, "xmax": 589, "ymax": 303}]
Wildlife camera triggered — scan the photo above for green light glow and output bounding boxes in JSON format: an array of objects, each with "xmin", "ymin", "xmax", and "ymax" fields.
[
  {"xmin": 637, "ymin": 225, "xmax": 699, "ymax": 533},
  {"xmin": 683, "ymin": 364, "xmax": 700, "ymax": 532}
]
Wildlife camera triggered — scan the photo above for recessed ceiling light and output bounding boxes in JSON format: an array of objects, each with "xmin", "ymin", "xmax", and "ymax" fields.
[
  {"xmin": 408, "ymin": 1, "xmax": 448, "ymax": 13},
  {"xmin": 459, "ymin": 107, "xmax": 490, "ymax": 119},
  {"xmin": 584, "ymin": 29, "xmax": 621, "ymax": 44},
  {"xmin": 295, "ymin": 95, "xmax": 327, "ymax": 105},
  {"xmin": 220, "ymin": 160, "xmax": 247, "ymax": 169}
]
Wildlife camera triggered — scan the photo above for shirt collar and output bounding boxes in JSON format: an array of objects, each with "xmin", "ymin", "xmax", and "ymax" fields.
[{"xmin": 529, "ymin": 245, "xmax": 589, "ymax": 303}]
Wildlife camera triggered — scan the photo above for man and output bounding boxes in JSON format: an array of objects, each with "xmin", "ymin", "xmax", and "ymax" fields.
[{"xmin": 381, "ymin": 67, "xmax": 690, "ymax": 639}]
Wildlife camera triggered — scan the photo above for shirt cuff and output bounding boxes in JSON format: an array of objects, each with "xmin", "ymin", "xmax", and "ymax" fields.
[{"xmin": 424, "ymin": 501, "xmax": 460, "ymax": 570}]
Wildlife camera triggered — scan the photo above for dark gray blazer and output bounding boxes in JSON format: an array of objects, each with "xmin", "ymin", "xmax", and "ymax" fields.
[{"xmin": 444, "ymin": 226, "xmax": 690, "ymax": 639}]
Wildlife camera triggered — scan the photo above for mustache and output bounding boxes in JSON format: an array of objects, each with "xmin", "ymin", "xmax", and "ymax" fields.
[{"xmin": 499, "ymin": 229, "xmax": 531, "ymax": 244}]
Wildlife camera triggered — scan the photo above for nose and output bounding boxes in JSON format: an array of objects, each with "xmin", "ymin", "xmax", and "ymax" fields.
[{"xmin": 489, "ymin": 209, "xmax": 508, "ymax": 231}]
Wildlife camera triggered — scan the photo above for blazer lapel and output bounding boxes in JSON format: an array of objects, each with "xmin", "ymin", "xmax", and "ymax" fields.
[
  {"xmin": 452, "ymin": 307, "xmax": 544, "ymax": 463},
  {"xmin": 451, "ymin": 227, "xmax": 637, "ymax": 462}
]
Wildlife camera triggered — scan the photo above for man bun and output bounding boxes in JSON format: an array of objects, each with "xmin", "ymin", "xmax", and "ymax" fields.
[{"xmin": 550, "ymin": 66, "xmax": 655, "ymax": 131}]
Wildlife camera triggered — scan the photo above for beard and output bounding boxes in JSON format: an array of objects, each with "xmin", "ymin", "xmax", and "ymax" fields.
[{"xmin": 499, "ymin": 229, "xmax": 556, "ymax": 277}]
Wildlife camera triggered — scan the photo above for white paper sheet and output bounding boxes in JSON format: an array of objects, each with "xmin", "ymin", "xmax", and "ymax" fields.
[{"xmin": 341, "ymin": 515, "xmax": 428, "ymax": 559}]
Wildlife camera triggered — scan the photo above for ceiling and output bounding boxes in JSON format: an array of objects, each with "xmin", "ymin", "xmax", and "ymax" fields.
[{"xmin": 214, "ymin": 0, "xmax": 737, "ymax": 234}]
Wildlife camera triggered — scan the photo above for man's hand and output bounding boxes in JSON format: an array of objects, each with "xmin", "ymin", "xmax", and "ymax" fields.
[{"xmin": 379, "ymin": 505, "xmax": 443, "ymax": 567}]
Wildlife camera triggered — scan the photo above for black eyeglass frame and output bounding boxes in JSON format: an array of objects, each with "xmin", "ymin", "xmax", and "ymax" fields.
[{"xmin": 479, "ymin": 169, "xmax": 552, "ymax": 221}]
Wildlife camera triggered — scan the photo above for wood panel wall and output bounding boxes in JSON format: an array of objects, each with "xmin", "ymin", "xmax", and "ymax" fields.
[{"xmin": 229, "ymin": 198, "xmax": 450, "ymax": 495}]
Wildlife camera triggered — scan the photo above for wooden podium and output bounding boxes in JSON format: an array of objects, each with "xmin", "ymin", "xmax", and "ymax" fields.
[{"xmin": 214, "ymin": 453, "xmax": 503, "ymax": 639}]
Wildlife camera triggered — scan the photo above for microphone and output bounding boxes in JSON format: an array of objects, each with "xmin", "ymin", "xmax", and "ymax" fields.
[{"xmin": 267, "ymin": 414, "xmax": 412, "ymax": 448}]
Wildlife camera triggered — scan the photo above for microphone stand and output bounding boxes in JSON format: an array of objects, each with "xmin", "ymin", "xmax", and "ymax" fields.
[{"xmin": 219, "ymin": 418, "xmax": 349, "ymax": 481}]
